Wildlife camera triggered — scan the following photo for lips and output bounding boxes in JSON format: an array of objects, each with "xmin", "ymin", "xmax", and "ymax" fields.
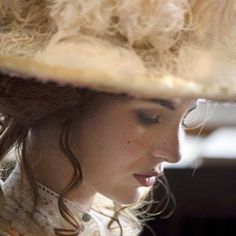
[{"xmin": 133, "ymin": 172, "xmax": 159, "ymax": 187}]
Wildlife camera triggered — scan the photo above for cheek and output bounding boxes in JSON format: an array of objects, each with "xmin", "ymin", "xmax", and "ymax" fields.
[
  {"xmin": 121, "ymin": 126, "xmax": 148, "ymax": 155},
  {"xmin": 90, "ymin": 125, "xmax": 148, "ymax": 171},
  {"xmin": 76, "ymin": 116, "xmax": 149, "ymax": 172}
]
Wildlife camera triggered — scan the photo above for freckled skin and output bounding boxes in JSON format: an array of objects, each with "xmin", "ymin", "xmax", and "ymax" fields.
[
  {"xmin": 28, "ymin": 94, "xmax": 195, "ymax": 208},
  {"xmin": 69, "ymin": 94, "xmax": 196, "ymax": 205}
]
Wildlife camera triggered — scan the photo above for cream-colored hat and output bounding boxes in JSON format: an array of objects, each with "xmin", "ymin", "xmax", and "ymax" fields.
[{"xmin": 1, "ymin": 0, "xmax": 236, "ymax": 100}]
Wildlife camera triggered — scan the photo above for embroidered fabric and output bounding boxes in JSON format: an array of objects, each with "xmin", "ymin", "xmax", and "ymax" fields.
[{"xmin": 0, "ymin": 165, "xmax": 107, "ymax": 236}]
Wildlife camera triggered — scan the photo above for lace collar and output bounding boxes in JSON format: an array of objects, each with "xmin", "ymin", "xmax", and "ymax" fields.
[
  {"xmin": 1, "ymin": 165, "xmax": 108, "ymax": 236},
  {"xmin": 35, "ymin": 181, "xmax": 92, "ymax": 222}
]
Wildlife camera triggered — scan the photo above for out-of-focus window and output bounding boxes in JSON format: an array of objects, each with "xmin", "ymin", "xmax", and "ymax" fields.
[{"xmin": 165, "ymin": 101, "xmax": 236, "ymax": 168}]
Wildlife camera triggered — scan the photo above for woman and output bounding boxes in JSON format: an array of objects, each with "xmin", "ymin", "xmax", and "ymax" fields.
[{"xmin": 0, "ymin": 0, "xmax": 236, "ymax": 235}]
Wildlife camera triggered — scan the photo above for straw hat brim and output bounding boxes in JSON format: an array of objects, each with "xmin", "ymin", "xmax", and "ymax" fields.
[
  {"xmin": 1, "ymin": 38, "xmax": 236, "ymax": 101},
  {"xmin": 1, "ymin": 0, "xmax": 236, "ymax": 101}
]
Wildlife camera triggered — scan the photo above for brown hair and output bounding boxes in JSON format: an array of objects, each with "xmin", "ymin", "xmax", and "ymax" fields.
[{"xmin": 0, "ymin": 72, "xmax": 100, "ymax": 235}]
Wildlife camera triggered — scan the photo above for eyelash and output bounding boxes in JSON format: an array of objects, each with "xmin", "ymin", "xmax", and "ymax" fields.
[
  {"xmin": 137, "ymin": 112, "xmax": 160, "ymax": 125},
  {"xmin": 137, "ymin": 106, "xmax": 197, "ymax": 127}
]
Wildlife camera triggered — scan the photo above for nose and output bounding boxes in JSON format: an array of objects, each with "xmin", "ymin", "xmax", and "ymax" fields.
[{"xmin": 150, "ymin": 124, "xmax": 182, "ymax": 164}]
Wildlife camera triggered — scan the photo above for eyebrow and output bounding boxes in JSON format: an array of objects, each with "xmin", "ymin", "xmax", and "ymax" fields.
[
  {"xmin": 120, "ymin": 93, "xmax": 177, "ymax": 110},
  {"xmin": 146, "ymin": 98, "xmax": 176, "ymax": 110}
]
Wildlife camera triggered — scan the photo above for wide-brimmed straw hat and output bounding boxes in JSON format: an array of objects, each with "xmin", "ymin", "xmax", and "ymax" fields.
[{"xmin": 0, "ymin": 0, "xmax": 236, "ymax": 100}]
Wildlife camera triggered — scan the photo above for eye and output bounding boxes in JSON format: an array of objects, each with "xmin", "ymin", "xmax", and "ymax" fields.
[{"xmin": 137, "ymin": 111, "xmax": 160, "ymax": 125}]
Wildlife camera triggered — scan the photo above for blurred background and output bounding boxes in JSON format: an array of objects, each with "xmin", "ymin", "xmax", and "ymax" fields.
[{"xmin": 141, "ymin": 100, "xmax": 236, "ymax": 236}]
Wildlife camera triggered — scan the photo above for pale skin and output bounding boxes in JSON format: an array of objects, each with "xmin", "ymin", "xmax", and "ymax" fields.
[{"xmin": 25, "ymin": 94, "xmax": 196, "ymax": 212}]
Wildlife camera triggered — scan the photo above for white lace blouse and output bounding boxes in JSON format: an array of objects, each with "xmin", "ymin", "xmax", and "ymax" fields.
[{"xmin": 0, "ymin": 165, "xmax": 141, "ymax": 236}]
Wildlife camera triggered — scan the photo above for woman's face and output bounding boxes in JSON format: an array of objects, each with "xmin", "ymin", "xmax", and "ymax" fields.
[{"xmin": 71, "ymin": 94, "xmax": 196, "ymax": 204}]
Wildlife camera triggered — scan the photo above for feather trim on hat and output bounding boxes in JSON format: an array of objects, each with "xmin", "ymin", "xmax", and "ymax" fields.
[
  {"xmin": 0, "ymin": 0, "xmax": 56, "ymax": 56},
  {"xmin": 49, "ymin": 0, "xmax": 189, "ymax": 49},
  {"xmin": 1, "ymin": 0, "xmax": 236, "ymax": 99}
]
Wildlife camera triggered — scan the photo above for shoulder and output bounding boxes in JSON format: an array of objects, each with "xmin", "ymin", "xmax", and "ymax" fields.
[
  {"xmin": 0, "ymin": 229, "xmax": 19, "ymax": 236},
  {"xmin": 0, "ymin": 214, "xmax": 45, "ymax": 236},
  {"xmin": 0, "ymin": 218, "xmax": 19, "ymax": 236},
  {"xmin": 0, "ymin": 201, "xmax": 44, "ymax": 236}
]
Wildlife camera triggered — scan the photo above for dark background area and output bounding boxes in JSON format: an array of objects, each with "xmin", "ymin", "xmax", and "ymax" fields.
[{"xmin": 140, "ymin": 167, "xmax": 236, "ymax": 236}]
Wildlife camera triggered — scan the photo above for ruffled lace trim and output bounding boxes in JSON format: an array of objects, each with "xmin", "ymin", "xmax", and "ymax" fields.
[
  {"xmin": 0, "ymin": 165, "xmax": 102, "ymax": 235},
  {"xmin": 36, "ymin": 182, "xmax": 88, "ymax": 217},
  {"xmin": 0, "ymin": 164, "xmax": 141, "ymax": 235}
]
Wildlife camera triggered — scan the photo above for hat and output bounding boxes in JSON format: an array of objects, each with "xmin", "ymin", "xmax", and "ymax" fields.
[{"xmin": 0, "ymin": 0, "xmax": 236, "ymax": 100}]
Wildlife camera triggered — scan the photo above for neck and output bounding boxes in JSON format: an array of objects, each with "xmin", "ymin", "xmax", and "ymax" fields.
[
  {"xmin": 63, "ymin": 181, "xmax": 97, "ymax": 212},
  {"xmin": 25, "ymin": 129, "xmax": 97, "ymax": 211}
]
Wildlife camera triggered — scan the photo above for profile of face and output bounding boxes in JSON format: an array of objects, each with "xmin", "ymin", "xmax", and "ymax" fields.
[{"xmin": 70, "ymin": 94, "xmax": 196, "ymax": 205}]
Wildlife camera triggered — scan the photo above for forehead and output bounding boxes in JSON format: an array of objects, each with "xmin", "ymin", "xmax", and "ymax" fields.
[
  {"xmin": 95, "ymin": 93, "xmax": 196, "ymax": 112},
  {"xmin": 124, "ymin": 96, "xmax": 197, "ymax": 110}
]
